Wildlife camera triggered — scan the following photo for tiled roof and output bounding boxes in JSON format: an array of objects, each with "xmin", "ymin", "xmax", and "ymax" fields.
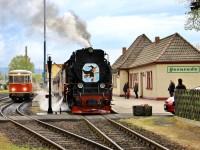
[
  {"xmin": 131, "ymin": 33, "xmax": 200, "ymax": 67},
  {"xmin": 156, "ymin": 33, "xmax": 200, "ymax": 62},
  {"xmin": 112, "ymin": 34, "xmax": 151, "ymax": 69},
  {"xmin": 130, "ymin": 34, "xmax": 174, "ymax": 67},
  {"xmin": 113, "ymin": 33, "xmax": 200, "ymax": 70}
]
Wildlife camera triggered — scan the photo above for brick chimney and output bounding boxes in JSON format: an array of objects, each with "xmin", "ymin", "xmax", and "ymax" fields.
[
  {"xmin": 122, "ymin": 47, "xmax": 126, "ymax": 54},
  {"xmin": 155, "ymin": 36, "xmax": 160, "ymax": 44}
]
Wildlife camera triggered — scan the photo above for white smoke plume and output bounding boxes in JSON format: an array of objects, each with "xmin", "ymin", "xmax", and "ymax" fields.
[{"xmin": 0, "ymin": 0, "xmax": 91, "ymax": 47}]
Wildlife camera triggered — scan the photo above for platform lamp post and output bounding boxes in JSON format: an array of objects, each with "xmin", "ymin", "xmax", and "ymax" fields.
[{"xmin": 47, "ymin": 56, "xmax": 53, "ymax": 114}]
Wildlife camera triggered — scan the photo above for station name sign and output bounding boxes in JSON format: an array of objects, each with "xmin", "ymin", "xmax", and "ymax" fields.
[{"xmin": 167, "ymin": 66, "xmax": 200, "ymax": 73}]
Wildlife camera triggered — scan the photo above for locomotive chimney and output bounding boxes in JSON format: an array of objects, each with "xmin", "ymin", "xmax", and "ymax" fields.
[
  {"xmin": 155, "ymin": 36, "xmax": 160, "ymax": 44},
  {"xmin": 122, "ymin": 47, "xmax": 126, "ymax": 54}
]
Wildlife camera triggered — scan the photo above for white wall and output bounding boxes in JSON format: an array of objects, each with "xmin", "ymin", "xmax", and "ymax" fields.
[{"xmin": 112, "ymin": 70, "xmax": 128, "ymax": 96}]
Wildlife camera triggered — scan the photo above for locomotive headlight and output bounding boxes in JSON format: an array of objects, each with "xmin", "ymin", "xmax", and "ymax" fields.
[
  {"xmin": 77, "ymin": 83, "xmax": 83, "ymax": 88},
  {"xmin": 23, "ymin": 87, "xmax": 27, "ymax": 91},
  {"xmin": 100, "ymin": 83, "xmax": 106, "ymax": 88},
  {"xmin": 11, "ymin": 88, "xmax": 16, "ymax": 92}
]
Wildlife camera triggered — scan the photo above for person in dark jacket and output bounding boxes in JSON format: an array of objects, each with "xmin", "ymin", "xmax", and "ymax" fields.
[
  {"xmin": 134, "ymin": 80, "xmax": 139, "ymax": 98},
  {"xmin": 123, "ymin": 82, "xmax": 129, "ymax": 99},
  {"xmin": 168, "ymin": 80, "xmax": 175, "ymax": 97},
  {"xmin": 176, "ymin": 78, "xmax": 186, "ymax": 90}
]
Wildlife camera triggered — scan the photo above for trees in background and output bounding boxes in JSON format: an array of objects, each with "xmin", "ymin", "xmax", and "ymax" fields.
[
  {"xmin": 185, "ymin": 0, "xmax": 200, "ymax": 31},
  {"xmin": 0, "ymin": 73, "xmax": 3, "ymax": 81},
  {"xmin": 8, "ymin": 55, "xmax": 34, "ymax": 72}
]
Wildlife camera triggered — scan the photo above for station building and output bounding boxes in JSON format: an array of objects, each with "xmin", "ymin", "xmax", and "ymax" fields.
[
  {"xmin": 112, "ymin": 33, "xmax": 200, "ymax": 100},
  {"xmin": 46, "ymin": 63, "xmax": 62, "ymax": 79}
]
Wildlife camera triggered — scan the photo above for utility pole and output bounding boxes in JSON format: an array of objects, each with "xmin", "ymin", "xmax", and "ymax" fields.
[{"xmin": 43, "ymin": 0, "xmax": 47, "ymax": 85}]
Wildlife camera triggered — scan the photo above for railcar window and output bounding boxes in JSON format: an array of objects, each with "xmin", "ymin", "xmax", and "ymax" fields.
[
  {"xmin": 9, "ymin": 74, "xmax": 31, "ymax": 83},
  {"xmin": 9, "ymin": 76, "xmax": 14, "ymax": 83},
  {"xmin": 14, "ymin": 76, "xmax": 24, "ymax": 83},
  {"xmin": 24, "ymin": 76, "xmax": 30, "ymax": 83}
]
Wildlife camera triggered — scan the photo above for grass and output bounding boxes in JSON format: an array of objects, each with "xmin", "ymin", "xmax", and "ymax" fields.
[
  {"xmin": 0, "ymin": 134, "xmax": 46, "ymax": 150},
  {"xmin": 0, "ymin": 90, "xmax": 8, "ymax": 94},
  {"xmin": 120, "ymin": 116, "xmax": 200, "ymax": 150}
]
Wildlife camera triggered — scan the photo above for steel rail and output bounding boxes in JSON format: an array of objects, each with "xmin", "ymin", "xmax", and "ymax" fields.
[
  {"xmin": 82, "ymin": 117, "xmax": 123, "ymax": 150},
  {"xmin": 0, "ymin": 102, "xmax": 65, "ymax": 150},
  {"xmin": 0, "ymin": 96, "xmax": 9, "ymax": 101},
  {"xmin": 16, "ymin": 102, "xmax": 112, "ymax": 150},
  {"xmin": 106, "ymin": 117, "xmax": 170, "ymax": 150}
]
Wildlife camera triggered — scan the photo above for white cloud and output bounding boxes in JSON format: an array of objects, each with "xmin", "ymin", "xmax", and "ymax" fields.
[
  {"xmin": 88, "ymin": 14, "xmax": 186, "ymax": 40},
  {"xmin": 0, "ymin": 35, "xmax": 4, "ymax": 52},
  {"xmin": 0, "ymin": 35, "xmax": 5, "ymax": 66},
  {"xmin": 0, "ymin": 0, "xmax": 198, "ymax": 69}
]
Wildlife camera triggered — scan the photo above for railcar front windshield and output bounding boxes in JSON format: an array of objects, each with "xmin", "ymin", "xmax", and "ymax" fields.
[{"xmin": 9, "ymin": 75, "xmax": 31, "ymax": 83}]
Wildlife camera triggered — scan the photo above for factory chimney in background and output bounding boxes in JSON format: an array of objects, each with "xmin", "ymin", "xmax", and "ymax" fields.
[
  {"xmin": 25, "ymin": 46, "xmax": 28, "ymax": 64},
  {"xmin": 25, "ymin": 46, "xmax": 28, "ymax": 58}
]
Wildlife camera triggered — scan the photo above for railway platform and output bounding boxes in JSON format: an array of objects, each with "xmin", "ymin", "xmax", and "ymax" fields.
[
  {"xmin": 0, "ymin": 91, "xmax": 171, "ymax": 121},
  {"xmin": 111, "ymin": 96, "xmax": 172, "ymax": 115}
]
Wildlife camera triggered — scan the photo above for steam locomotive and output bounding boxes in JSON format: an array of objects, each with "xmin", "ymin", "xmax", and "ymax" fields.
[{"xmin": 53, "ymin": 47, "xmax": 112, "ymax": 114}]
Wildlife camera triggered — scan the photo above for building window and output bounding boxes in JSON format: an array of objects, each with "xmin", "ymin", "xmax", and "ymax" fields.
[
  {"xmin": 129, "ymin": 73, "xmax": 138, "ymax": 88},
  {"xmin": 146, "ymin": 71, "xmax": 153, "ymax": 89},
  {"xmin": 112, "ymin": 74, "xmax": 117, "ymax": 88}
]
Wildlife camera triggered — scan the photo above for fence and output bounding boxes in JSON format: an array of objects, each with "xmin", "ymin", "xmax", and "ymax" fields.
[{"xmin": 175, "ymin": 89, "xmax": 200, "ymax": 121}]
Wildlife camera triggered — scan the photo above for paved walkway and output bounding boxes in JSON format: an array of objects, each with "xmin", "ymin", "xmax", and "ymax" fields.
[{"xmin": 112, "ymin": 96, "xmax": 172, "ymax": 115}]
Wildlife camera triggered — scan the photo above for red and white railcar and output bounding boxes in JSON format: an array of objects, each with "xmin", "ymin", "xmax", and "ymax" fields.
[{"xmin": 8, "ymin": 70, "xmax": 33, "ymax": 101}]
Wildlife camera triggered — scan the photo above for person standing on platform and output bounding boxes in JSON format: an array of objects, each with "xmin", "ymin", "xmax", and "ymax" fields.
[
  {"xmin": 168, "ymin": 80, "xmax": 175, "ymax": 97},
  {"xmin": 134, "ymin": 80, "xmax": 139, "ymax": 98},
  {"xmin": 123, "ymin": 82, "xmax": 129, "ymax": 99},
  {"xmin": 176, "ymin": 78, "xmax": 186, "ymax": 90}
]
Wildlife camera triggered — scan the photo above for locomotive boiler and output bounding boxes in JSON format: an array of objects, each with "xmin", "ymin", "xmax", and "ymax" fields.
[{"xmin": 53, "ymin": 47, "xmax": 112, "ymax": 114}]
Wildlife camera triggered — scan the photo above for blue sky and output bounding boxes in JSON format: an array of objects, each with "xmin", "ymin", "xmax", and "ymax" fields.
[{"xmin": 0, "ymin": 0, "xmax": 199, "ymax": 71}]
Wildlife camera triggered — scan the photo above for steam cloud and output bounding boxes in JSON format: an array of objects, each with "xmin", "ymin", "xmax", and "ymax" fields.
[{"xmin": 0, "ymin": 0, "xmax": 91, "ymax": 47}]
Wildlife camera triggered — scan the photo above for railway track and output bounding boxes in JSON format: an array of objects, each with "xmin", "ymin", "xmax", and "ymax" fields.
[
  {"xmin": 0, "ymin": 102, "xmax": 111, "ymax": 150},
  {"xmin": 48, "ymin": 119, "xmax": 114, "ymax": 148},
  {"xmin": 47, "ymin": 116, "xmax": 170, "ymax": 150},
  {"xmin": 0, "ymin": 94, "xmax": 9, "ymax": 101},
  {"xmin": 0, "ymin": 96, "xmax": 13, "ymax": 109},
  {"xmin": 0, "ymin": 99, "xmax": 170, "ymax": 150},
  {"xmin": 83, "ymin": 116, "xmax": 169, "ymax": 150}
]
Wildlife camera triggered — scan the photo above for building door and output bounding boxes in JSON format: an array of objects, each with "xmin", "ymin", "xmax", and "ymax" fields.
[{"xmin": 140, "ymin": 72, "xmax": 144, "ymax": 98}]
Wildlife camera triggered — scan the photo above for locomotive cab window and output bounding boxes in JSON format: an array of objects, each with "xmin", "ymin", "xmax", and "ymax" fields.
[{"xmin": 82, "ymin": 63, "xmax": 99, "ymax": 82}]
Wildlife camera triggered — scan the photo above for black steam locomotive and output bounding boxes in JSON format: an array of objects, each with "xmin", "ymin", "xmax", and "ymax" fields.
[{"xmin": 53, "ymin": 47, "xmax": 112, "ymax": 114}]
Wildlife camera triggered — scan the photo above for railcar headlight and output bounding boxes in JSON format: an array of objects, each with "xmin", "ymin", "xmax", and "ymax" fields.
[
  {"xmin": 100, "ymin": 83, "xmax": 106, "ymax": 88},
  {"xmin": 11, "ymin": 88, "xmax": 16, "ymax": 92},
  {"xmin": 77, "ymin": 83, "xmax": 83, "ymax": 88},
  {"xmin": 23, "ymin": 87, "xmax": 27, "ymax": 91}
]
